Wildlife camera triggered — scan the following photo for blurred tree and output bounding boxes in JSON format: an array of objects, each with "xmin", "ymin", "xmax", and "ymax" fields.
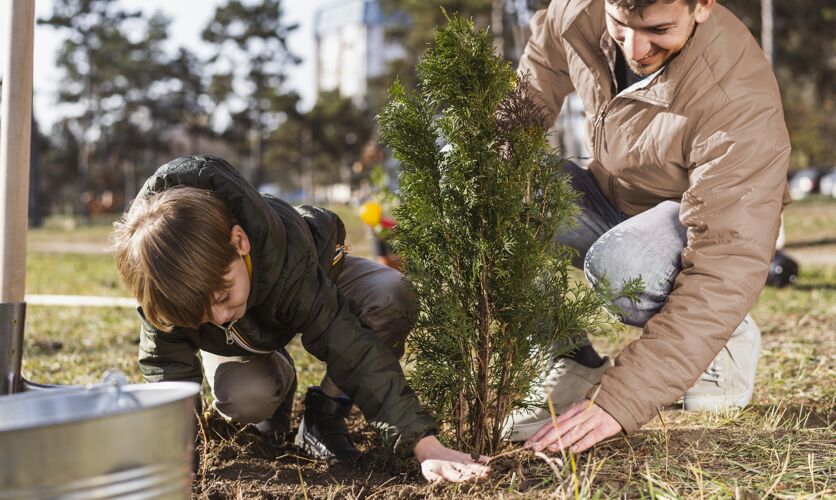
[
  {"xmin": 307, "ymin": 90, "xmax": 375, "ymax": 186},
  {"xmin": 38, "ymin": 0, "xmax": 143, "ymax": 213},
  {"xmin": 202, "ymin": 0, "xmax": 301, "ymax": 187},
  {"xmin": 39, "ymin": 2, "xmax": 214, "ymax": 213},
  {"xmin": 373, "ymin": 0, "xmax": 545, "ymax": 102},
  {"xmin": 724, "ymin": 0, "xmax": 835, "ymax": 169},
  {"xmin": 265, "ymin": 90, "xmax": 375, "ymax": 194}
]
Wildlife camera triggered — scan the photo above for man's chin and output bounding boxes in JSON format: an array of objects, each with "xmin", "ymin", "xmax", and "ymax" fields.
[{"xmin": 628, "ymin": 59, "xmax": 664, "ymax": 77}]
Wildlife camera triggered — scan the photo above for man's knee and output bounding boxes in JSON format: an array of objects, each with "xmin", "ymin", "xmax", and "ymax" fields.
[{"xmin": 583, "ymin": 207, "xmax": 684, "ymax": 327}]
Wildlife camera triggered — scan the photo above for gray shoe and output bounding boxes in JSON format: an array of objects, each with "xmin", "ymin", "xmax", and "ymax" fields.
[
  {"xmin": 502, "ymin": 356, "xmax": 611, "ymax": 442},
  {"xmin": 683, "ymin": 314, "xmax": 761, "ymax": 411}
]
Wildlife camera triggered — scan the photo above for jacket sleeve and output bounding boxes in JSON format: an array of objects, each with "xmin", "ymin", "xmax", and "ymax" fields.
[
  {"xmin": 137, "ymin": 309, "xmax": 203, "ymax": 384},
  {"xmin": 517, "ymin": 5, "xmax": 575, "ymax": 124},
  {"xmin": 279, "ymin": 250, "xmax": 437, "ymax": 457},
  {"xmin": 589, "ymin": 92, "xmax": 791, "ymax": 433}
]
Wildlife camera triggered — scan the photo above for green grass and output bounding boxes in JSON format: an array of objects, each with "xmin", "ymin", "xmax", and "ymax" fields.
[
  {"xmin": 18, "ymin": 200, "xmax": 836, "ymax": 498},
  {"xmin": 26, "ymin": 253, "xmax": 126, "ymax": 296}
]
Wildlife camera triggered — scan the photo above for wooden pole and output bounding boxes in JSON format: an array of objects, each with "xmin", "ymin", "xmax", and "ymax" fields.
[
  {"xmin": 1, "ymin": 0, "xmax": 36, "ymax": 395},
  {"xmin": 0, "ymin": 0, "xmax": 35, "ymax": 303}
]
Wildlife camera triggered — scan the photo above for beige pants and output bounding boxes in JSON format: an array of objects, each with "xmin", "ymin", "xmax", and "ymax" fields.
[{"xmin": 200, "ymin": 255, "xmax": 416, "ymax": 423}]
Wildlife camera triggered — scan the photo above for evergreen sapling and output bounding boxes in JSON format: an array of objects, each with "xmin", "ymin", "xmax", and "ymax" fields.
[{"xmin": 378, "ymin": 13, "xmax": 635, "ymax": 455}]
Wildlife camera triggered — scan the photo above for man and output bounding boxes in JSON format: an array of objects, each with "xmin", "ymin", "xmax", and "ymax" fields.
[{"xmin": 504, "ymin": 0, "xmax": 791, "ymax": 453}]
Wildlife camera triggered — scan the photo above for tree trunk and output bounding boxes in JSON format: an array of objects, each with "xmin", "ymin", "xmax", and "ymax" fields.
[
  {"xmin": 492, "ymin": 0, "xmax": 504, "ymax": 56},
  {"xmin": 761, "ymin": 0, "xmax": 774, "ymax": 66}
]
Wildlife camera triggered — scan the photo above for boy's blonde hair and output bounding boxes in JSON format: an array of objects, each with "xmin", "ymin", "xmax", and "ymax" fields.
[{"xmin": 110, "ymin": 187, "xmax": 239, "ymax": 331}]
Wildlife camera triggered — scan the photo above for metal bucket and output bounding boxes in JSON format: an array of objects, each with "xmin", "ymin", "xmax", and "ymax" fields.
[{"xmin": 0, "ymin": 374, "xmax": 200, "ymax": 499}]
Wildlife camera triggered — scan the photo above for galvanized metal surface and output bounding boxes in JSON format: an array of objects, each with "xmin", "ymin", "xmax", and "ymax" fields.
[
  {"xmin": 0, "ymin": 302, "xmax": 24, "ymax": 394},
  {"xmin": 0, "ymin": 381, "xmax": 200, "ymax": 499}
]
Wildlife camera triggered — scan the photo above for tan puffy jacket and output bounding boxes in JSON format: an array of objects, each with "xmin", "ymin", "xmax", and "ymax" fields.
[{"xmin": 520, "ymin": 0, "xmax": 791, "ymax": 433}]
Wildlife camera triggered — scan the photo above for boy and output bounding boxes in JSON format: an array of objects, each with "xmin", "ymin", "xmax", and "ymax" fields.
[{"xmin": 111, "ymin": 155, "xmax": 489, "ymax": 482}]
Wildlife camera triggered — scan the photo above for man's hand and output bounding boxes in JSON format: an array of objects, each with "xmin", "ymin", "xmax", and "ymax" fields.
[
  {"xmin": 413, "ymin": 435, "xmax": 491, "ymax": 483},
  {"xmin": 524, "ymin": 399, "xmax": 621, "ymax": 454}
]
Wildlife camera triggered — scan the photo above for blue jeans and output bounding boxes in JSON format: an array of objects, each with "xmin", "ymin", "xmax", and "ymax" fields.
[{"xmin": 555, "ymin": 162, "xmax": 688, "ymax": 327}]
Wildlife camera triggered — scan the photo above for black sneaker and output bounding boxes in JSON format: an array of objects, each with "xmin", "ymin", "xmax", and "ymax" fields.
[
  {"xmin": 294, "ymin": 386, "xmax": 360, "ymax": 461},
  {"xmin": 252, "ymin": 348, "xmax": 297, "ymax": 436}
]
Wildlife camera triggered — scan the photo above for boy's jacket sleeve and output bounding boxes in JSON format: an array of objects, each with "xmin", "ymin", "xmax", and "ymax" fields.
[
  {"xmin": 280, "ymin": 247, "xmax": 437, "ymax": 457},
  {"xmin": 137, "ymin": 309, "xmax": 203, "ymax": 385}
]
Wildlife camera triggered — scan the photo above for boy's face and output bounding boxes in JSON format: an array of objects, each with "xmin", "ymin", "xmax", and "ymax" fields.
[
  {"xmin": 605, "ymin": 0, "xmax": 715, "ymax": 76},
  {"xmin": 204, "ymin": 225, "xmax": 251, "ymax": 326}
]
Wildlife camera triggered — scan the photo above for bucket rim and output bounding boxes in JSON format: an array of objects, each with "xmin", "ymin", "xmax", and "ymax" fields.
[{"xmin": 0, "ymin": 381, "xmax": 201, "ymax": 433}]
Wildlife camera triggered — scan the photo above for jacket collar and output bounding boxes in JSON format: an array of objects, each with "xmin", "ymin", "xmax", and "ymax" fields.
[{"xmin": 560, "ymin": 0, "xmax": 722, "ymax": 107}]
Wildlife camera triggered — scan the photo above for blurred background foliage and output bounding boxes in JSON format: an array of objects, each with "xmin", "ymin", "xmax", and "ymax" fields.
[{"xmin": 6, "ymin": 0, "xmax": 833, "ymax": 226}]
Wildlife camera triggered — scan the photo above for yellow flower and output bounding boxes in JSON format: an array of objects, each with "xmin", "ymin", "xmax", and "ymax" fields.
[{"xmin": 359, "ymin": 201, "xmax": 383, "ymax": 227}]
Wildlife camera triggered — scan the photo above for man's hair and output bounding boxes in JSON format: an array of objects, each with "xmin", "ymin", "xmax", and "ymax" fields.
[
  {"xmin": 607, "ymin": 0, "xmax": 697, "ymax": 13},
  {"xmin": 110, "ymin": 187, "xmax": 239, "ymax": 331}
]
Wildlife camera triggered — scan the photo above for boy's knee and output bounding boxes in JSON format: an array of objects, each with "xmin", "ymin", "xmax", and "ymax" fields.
[
  {"xmin": 213, "ymin": 377, "xmax": 284, "ymax": 423},
  {"xmin": 209, "ymin": 353, "xmax": 294, "ymax": 424}
]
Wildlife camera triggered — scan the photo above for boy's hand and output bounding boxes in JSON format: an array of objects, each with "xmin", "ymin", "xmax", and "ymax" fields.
[
  {"xmin": 524, "ymin": 399, "xmax": 621, "ymax": 454},
  {"xmin": 413, "ymin": 435, "xmax": 491, "ymax": 483}
]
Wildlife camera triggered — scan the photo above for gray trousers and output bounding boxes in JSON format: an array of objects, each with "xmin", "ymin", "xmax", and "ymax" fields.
[
  {"xmin": 201, "ymin": 255, "xmax": 416, "ymax": 423},
  {"xmin": 555, "ymin": 162, "xmax": 689, "ymax": 327}
]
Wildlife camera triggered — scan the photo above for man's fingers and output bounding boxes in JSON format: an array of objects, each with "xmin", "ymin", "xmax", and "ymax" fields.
[
  {"xmin": 547, "ymin": 416, "xmax": 594, "ymax": 452},
  {"xmin": 526, "ymin": 400, "xmax": 589, "ymax": 447},
  {"xmin": 554, "ymin": 400, "xmax": 588, "ymax": 425},
  {"xmin": 530, "ymin": 423, "xmax": 567, "ymax": 452},
  {"xmin": 569, "ymin": 429, "xmax": 604, "ymax": 453},
  {"xmin": 526, "ymin": 421, "xmax": 554, "ymax": 445}
]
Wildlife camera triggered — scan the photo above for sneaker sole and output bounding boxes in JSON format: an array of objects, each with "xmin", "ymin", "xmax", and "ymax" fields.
[
  {"xmin": 293, "ymin": 419, "xmax": 335, "ymax": 460},
  {"xmin": 683, "ymin": 386, "xmax": 754, "ymax": 412}
]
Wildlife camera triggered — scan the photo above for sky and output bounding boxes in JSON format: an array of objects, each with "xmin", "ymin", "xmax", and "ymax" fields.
[{"xmin": 1, "ymin": 0, "xmax": 330, "ymax": 130}]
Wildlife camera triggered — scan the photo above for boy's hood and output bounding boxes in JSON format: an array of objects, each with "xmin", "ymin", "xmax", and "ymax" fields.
[{"xmin": 138, "ymin": 155, "xmax": 286, "ymax": 308}]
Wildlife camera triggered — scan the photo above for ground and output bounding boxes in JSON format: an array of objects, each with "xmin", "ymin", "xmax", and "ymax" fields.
[{"xmin": 22, "ymin": 199, "xmax": 835, "ymax": 498}]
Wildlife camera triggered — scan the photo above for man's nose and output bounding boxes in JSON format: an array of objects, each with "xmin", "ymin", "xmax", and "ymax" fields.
[{"xmin": 624, "ymin": 30, "xmax": 652, "ymax": 60}]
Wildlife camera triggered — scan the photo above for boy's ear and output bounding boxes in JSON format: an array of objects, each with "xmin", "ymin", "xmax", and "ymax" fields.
[{"xmin": 229, "ymin": 225, "xmax": 251, "ymax": 256}]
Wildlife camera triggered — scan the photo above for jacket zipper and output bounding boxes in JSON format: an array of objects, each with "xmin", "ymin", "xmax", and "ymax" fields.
[
  {"xmin": 593, "ymin": 103, "xmax": 608, "ymax": 158},
  {"xmin": 593, "ymin": 90, "xmax": 668, "ymax": 159},
  {"xmin": 221, "ymin": 321, "xmax": 273, "ymax": 355}
]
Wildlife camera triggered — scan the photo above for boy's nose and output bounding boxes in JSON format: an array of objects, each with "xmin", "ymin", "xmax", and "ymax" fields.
[{"xmin": 211, "ymin": 306, "xmax": 230, "ymax": 326}]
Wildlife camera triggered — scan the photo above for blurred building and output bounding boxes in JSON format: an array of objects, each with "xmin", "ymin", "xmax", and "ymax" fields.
[{"xmin": 313, "ymin": 0, "xmax": 406, "ymax": 106}]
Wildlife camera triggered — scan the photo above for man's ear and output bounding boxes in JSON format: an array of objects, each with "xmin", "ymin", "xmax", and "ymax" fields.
[
  {"xmin": 229, "ymin": 225, "xmax": 251, "ymax": 256},
  {"xmin": 694, "ymin": 0, "xmax": 716, "ymax": 24}
]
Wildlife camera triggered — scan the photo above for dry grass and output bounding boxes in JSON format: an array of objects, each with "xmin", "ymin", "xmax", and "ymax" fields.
[{"xmin": 20, "ymin": 200, "xmax": 836, "ymax": 498}]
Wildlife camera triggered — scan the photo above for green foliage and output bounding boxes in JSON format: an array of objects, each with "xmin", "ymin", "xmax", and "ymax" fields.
[
  {"xmin": 378, "ymin": 13, "xmax": 615, "ymax": 454},
  {"xmin": 201, "ymin": 0, "xmax": 300, "ymax": 187},
  {"xmin": 724, "ymin": 0, "xmax": 835, "ymax": 169},
  {"xmin": 264, "ymin": 90, "xmax": 375, "ymax": 191},
  {"xmin": 371, "ymin": 0, "xmax": 539, "ymax": 109},
  {"xmin": 38, "ymin": 0, "xmax": 210, "ymax": 211}
]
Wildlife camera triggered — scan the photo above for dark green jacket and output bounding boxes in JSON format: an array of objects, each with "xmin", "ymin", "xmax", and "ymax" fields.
[{"xmin": 136, "ymin": 155, "xmax": 436, "ymax": 456}]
